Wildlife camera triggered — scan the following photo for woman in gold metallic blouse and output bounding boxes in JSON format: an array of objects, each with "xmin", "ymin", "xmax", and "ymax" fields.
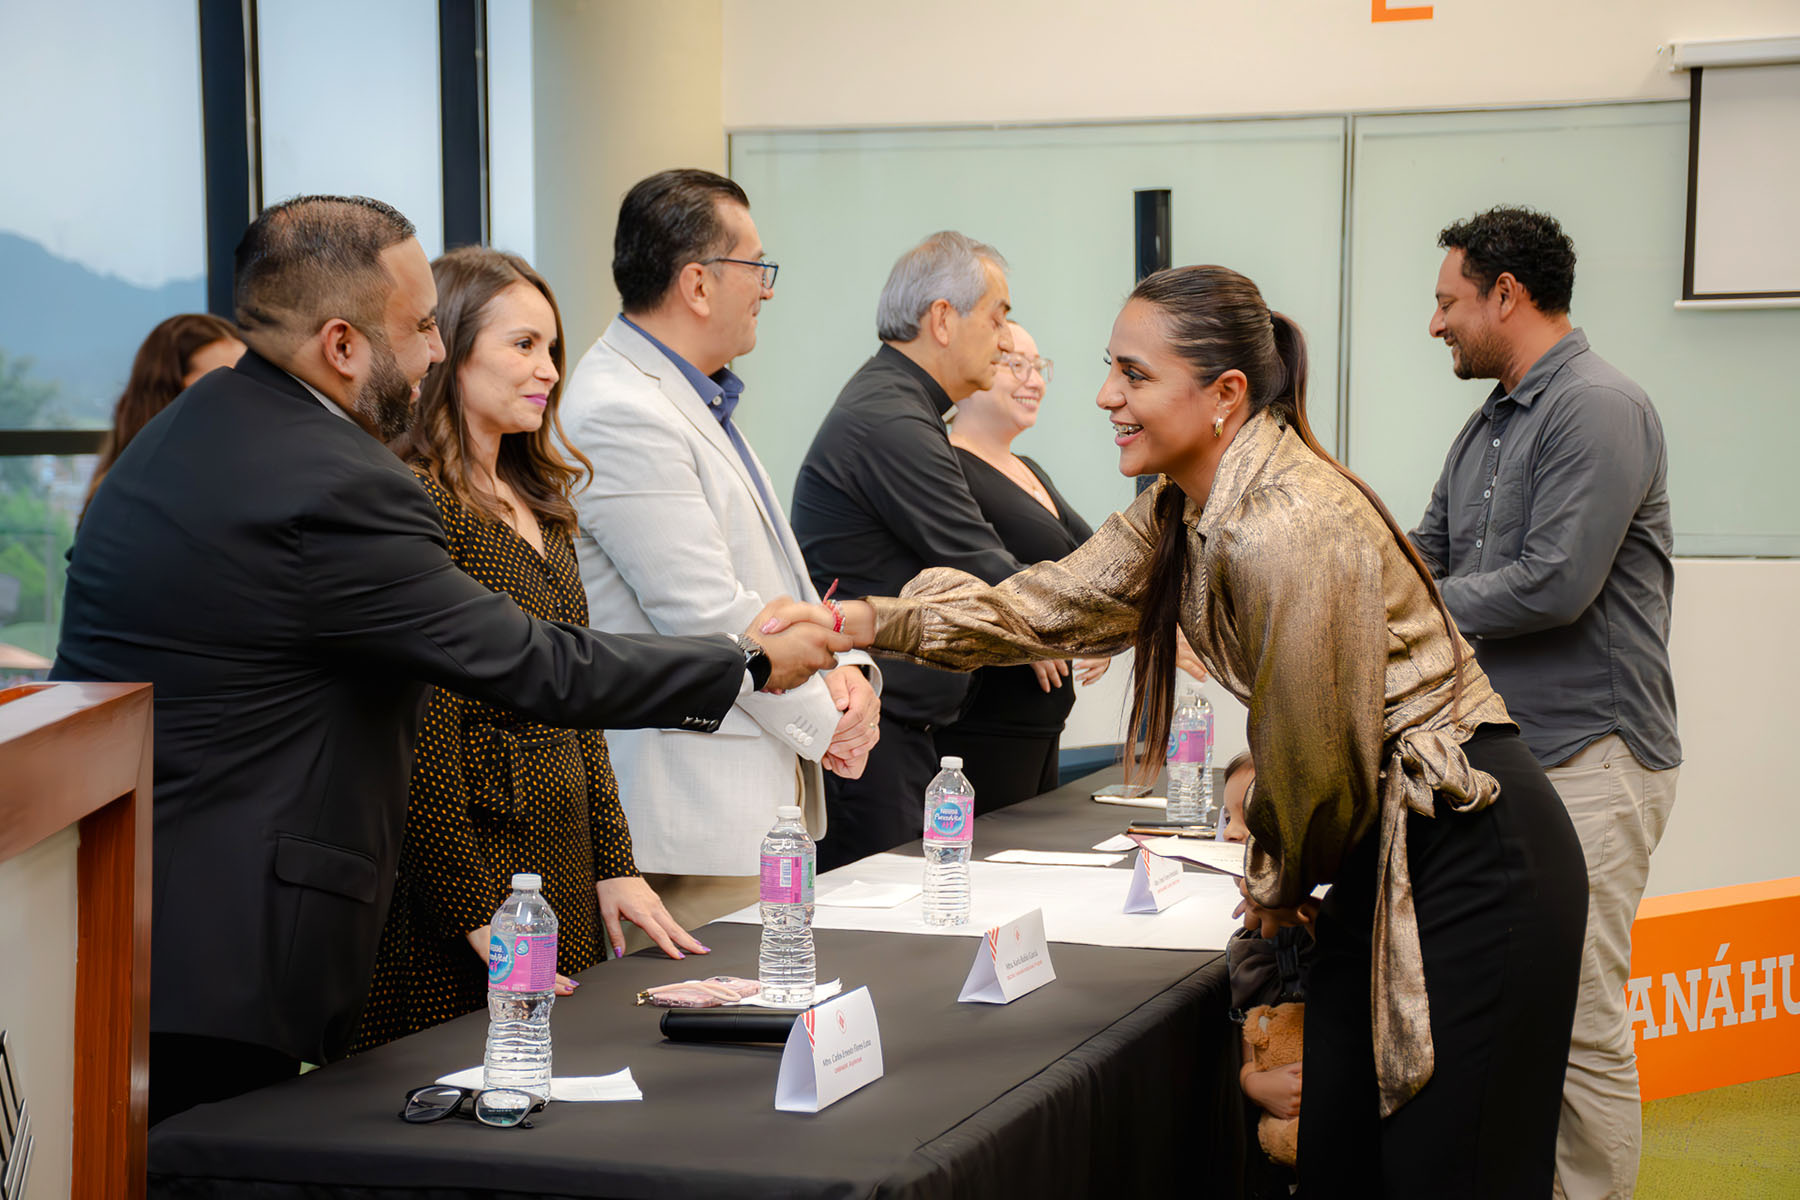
[{"xmin": 836, "ymin": 266, "xmax": 1586, "ymax": 1198}]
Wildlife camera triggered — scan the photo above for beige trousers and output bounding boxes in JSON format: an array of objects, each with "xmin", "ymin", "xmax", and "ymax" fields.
[
  {"xmin": 619, "ymin": 873, "xmax": 759, "ymax": 957},
  {"xmin": 1548, "ymin": 733, "xmax": 1680, "ymax": 1200}
]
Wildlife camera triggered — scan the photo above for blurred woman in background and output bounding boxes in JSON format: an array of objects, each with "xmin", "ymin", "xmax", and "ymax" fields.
[
  {"xmin": 85, "ymin": 312, "xmax": 242, "ymax": 505},
  {"xmin": 936, "ymin": 320, "xmax": 1109, "ymax": 811}
]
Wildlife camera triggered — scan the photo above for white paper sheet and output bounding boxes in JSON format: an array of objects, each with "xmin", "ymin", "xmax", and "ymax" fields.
[
  {"xmin": 435, "ymin": 1065, "xmax": 643, "ymax": 1102},
  {"xmin": 1091, "ymin": 834, "xmax": 1138, "ymax": 852},
  {"xmin": 740, "ymin": 978, "xmax": 843, "ymax": 1009},
  {"xmin": 1091, "ymin": 793, "xmax": 1167, "ymax": 810},
  {"xmin": 1139, "ymin": 837, "xmax": 1248, "ymax": 877},
  {"xmin": 717, "ymin": 853, "xmax": 1242, "ymax": 951},
  {"xmin": 818, "ymin": 881, "xmax": 922, "ymax": 909},
  {"xmin": 985, "ymin": 849, "xmax": 1126, "ymax": 867}
]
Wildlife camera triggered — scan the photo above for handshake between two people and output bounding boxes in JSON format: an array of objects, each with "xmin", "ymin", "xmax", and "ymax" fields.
[{"xmin": 743, "ymin": 597, "xmax": 882, "ymax": 780}]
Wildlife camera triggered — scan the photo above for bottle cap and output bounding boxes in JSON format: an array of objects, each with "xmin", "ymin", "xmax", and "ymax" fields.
[
  {"xmin": 776, "ymin": 805, "xmax": 803, "ymax": 819},
  {"xmin": 940, "ymin": 756, "xmax": 963, "ymax": 769},
  {"xmin": 510, "ymin": 872, "xmax": 542, "ymax": 891}
]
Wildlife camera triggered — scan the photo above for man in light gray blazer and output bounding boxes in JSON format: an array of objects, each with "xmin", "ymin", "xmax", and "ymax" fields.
[{"xmin": 564, "ymin": 170, "xmax": 882, "ymax": 947}]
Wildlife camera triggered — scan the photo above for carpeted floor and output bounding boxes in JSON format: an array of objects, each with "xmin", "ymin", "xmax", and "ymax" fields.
[{"xmin": 1638, "ymin": 1072, "xmax": 1800, "ymax": 1197}]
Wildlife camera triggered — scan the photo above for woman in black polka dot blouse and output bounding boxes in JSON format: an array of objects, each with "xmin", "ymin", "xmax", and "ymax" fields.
[{"xmin": 354, "ymin": 247, "xmax": 704, "ymax": 1052}]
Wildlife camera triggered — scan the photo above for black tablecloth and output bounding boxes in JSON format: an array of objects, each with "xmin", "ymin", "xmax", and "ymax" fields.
[{"xmin": 148, "ymin": 769, "xmax": 1239, "ymax": 1200}]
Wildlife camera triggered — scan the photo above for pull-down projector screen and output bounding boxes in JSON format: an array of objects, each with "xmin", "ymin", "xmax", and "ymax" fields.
[{"xmin": 1685, "ymin": 62, "xmax": 1800, "ymax": 300}]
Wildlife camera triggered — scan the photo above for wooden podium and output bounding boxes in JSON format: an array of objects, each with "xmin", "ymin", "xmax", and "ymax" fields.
[{"xmin": 0, "ymin": 682, "xmax": 152, "ymax": 1200}]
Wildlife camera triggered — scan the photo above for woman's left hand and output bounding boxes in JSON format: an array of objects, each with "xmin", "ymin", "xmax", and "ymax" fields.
[
  {"xmin": 1232, "ymin": 877, "xmax": 1320, "ymax": 938},
  {"xmin": 597, "ymin": 876, "xmax": 708, "ymax": 961},
  {"xmin": 1074, "ymin": 657, "xmax": 1112, "ymax": 686}
]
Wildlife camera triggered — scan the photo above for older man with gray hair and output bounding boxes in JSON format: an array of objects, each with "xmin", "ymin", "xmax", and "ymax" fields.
[{"xmin": 793, "ymin": 231, "xmax": 1022, "ymax": 870}]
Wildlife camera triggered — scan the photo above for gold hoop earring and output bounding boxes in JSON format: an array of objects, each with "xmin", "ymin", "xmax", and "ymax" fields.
[{"xmin": 1213, "ymin": 415, "xmax": 1225, "ymax": 438}]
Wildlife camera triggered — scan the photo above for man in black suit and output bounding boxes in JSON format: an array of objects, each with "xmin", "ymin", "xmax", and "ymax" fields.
[{"xmin": 52, "ymin": 195, "xmax": 847, "ymax": 1124}]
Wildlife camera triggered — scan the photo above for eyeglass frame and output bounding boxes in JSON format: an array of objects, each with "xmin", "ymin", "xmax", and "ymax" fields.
[
  {"xmin": 998, "ymin": 352, "xmax": 1054, "ymax": 384},
  {"xmin": 700, "ymin": 256, "xmax": 779, "ymax": 290},
  {"xmin": 398, "ymin": 1083, "xmax": 546, "ymax": 1129}
]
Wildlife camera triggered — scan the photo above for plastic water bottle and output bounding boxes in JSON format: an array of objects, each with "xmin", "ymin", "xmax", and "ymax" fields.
[
  {"xmin": 758, "ymin": 805, "xmax": 817, "ymax": 1007},
  {"xmin": 485, "ymin": 873, "xmax": 557, "ymax": 1099},
  {"xmin": 1166, "ymin": 687, "xmax": 1215, "ymax": 826},
  {"xmin": 922, "ymin": 756, "xmax": 975, "ymax": 926}
]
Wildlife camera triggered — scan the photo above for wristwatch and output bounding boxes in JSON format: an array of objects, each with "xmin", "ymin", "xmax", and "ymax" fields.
[{"xmin": 733, "ymin": 634, "xmax": 772, "ymax": 691}]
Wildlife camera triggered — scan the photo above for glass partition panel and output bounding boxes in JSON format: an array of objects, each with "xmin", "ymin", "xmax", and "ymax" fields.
[
  {"xmin": 1348, "ymin": 103, "xmax": 1800, "ymax": 557},
  {"xmin": 730, "ymin": 118, "xmax": 1346, "ymax": 531}
]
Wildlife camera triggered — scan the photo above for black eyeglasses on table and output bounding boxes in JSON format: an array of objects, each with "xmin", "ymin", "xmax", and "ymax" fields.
[
  {"xmin": 399, "ymin": 1084, "xmax": 546, "ymax": 1129},
  {"xmin": 702, "ymin": 256, "xmax": 779, "ymax": 290}
]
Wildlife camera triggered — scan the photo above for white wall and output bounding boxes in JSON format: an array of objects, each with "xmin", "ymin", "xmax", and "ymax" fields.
[
  {"xmin": 721, "ymin": 0, "xmax": 1797, "ymax": 127},
  {"xmin": 532, "ymin": 0, "xmax": 724, "ymax": 357},
  {"xmin": 1651, "ymin": 560, "xmax": 1800, "ymax": 897},
  {"xmin": 0, "ymin": 828, "xmax": 79, "ymax": 1200}
]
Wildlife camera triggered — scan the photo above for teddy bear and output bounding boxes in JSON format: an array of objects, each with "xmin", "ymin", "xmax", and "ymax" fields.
[{"xmin": 1241, "ymin": 1001, "xmax": 1304, "ymax": 1166}]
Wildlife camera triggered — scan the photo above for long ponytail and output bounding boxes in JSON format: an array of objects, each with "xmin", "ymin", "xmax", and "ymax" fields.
[{"xmin": 1123, "ymin": 481, "xmax": 1192, "ymax": 783}]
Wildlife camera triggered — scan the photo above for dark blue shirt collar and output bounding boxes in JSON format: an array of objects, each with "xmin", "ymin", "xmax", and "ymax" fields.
[{"xmin": 619, "ymin": 313, "xmax": 744, "ymax": 423}]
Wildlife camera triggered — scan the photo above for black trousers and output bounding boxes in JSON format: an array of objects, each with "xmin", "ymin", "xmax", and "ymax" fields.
[
  {"xmin": 149, "ymin": 1032, "xmax": 301, "ymax": 1126},
  {"xmin": 933, "ymin": 728, "xmax": 1061, "ymax": 816},
  {"xmin": 818, "ymin": 714, "xmax": 940, "ymax": 873},
  {"xmin": 1299, "ymin": 725, "xmax": 1587, "ymax": 1198}
]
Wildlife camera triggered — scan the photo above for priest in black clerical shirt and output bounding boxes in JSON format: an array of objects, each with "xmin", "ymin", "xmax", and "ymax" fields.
[{"xmin": 791, "ymin": 230, "xmax": 1023, "ymax": 871}]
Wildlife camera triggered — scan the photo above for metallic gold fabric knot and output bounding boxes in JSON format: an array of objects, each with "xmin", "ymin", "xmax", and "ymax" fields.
[{"xmin": 1372, "ymin": 728, "xmax": 1501, "ymax": 1117}]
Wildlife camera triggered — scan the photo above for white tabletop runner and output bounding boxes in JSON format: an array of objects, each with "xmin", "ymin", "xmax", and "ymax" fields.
[{"xmin": 716, "ymin": 852, "xmax": 1243, "ymax": 952}]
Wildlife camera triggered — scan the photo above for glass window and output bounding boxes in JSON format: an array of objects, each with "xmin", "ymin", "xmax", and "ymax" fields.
[
  {"xmin": 0, "ymin": 0, "xmax": 207, "ymax": 677},
  {"xmin": 487, "ymin": 0, "xmax": 536, "ymax": 262},
  {"xmin": 0, "ymin": 1, "xmax": 207, "ymax": 430},
  {"xmin": 257, "ymin": 0, "xmax": 445, "ymax": 255}
]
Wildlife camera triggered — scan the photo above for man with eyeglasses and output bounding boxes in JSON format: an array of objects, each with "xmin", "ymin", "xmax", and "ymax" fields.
[
  {"xmin": 563, "ymin": 169, "xmax": 882, "ymax": 943},
  {"xmin": 791, "ymin": 231, "xmax": 1030, "ymax": 872}
]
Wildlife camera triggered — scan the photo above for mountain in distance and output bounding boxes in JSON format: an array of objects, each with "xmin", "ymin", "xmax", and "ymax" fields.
[{"xmin": 0, "ymin": 231, "xmax": 207, "ymax": 425}]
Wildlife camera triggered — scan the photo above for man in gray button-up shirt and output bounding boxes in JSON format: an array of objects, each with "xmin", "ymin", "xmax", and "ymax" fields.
[{"xmin": 1409, "ymin": 207, "xmax": 1679, "ymax": 1200}]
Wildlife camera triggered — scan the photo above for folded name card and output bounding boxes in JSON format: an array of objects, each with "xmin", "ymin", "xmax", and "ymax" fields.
[
  {"xmin": 1123, "ymin": 846, "xmax": 1186, "ymax": 913},
  {"xmin": 958, "ymin": 908, "xmax": 1056, "ymax": 1004},
  {"xmin": 774, "ymin": 986, "xmax": 884, "ymax": 1113}
]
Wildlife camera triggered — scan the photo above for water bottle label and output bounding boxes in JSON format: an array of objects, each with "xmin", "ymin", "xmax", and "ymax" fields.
[
  {"xmin": 760, "ymin": 852, "xmax": 814, "ymax": 905},
  {"xmin": 923, "ymin": 793, "xmax": 972, "ymax": 842},
  {"xmin": 489, "ymin": 932, "xmax": 557, "ymax": 992},
  {"xmin": 1170, "ymin": 729, "xmax": 1205, "ymax": 765}
]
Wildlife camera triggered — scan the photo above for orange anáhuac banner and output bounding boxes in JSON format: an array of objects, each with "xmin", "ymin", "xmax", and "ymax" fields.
[{"xmin": 1627, "ymin": 877, "xmax": 1800, "ymax": 1100}]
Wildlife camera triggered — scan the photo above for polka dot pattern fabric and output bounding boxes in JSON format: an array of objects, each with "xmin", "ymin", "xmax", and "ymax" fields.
[{"xmin": 353, "ymin": 468, "xmax": 637, "ymax": 1052}]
